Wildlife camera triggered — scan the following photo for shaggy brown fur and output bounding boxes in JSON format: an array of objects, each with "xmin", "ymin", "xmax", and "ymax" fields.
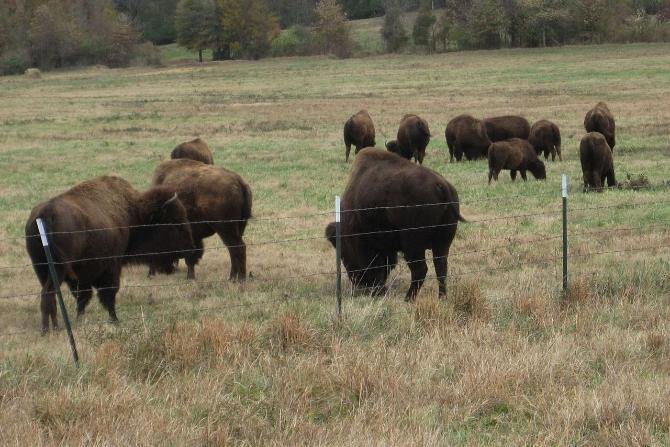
[
  {"xmin": 325, "ymin": 149, "xmax": 464, "ymax": 302},
  {"xmin": 580, "ymin": 132, "xmax": 616, "ymax": 192},
  {"xmin": 445, "ymin": 114, "xmax": 491, "ymax": 162},
  {"xmin": 529, "ymin": 120, "xmax": 562, "ymax": 161},
  {"xmin": 488, "ymin": 138, "xmax": 547, "ymax": 183},
  {"xmin": 484, "ymin": 115, "xmax": 531, "ymax": 142},
  {"xmin": 152, "ymin": 159, "xmax": 252, "ymax": 280},
  {"xmin": 25, "ymin": 176, "xmax": 193, "ymax": 333},
  {"xmin": 343, "ymin": 110, "xmax": 376, "ymax": 162},
  {"xmin": 385, "ymin": 114, "xmax": 431, "ymax": 164},
  {"xmin": 584, "ymin": 102, "xmax": 616, "ymax": 150},
  {"xmin": 171, "ymin": 138, "xmax": 214, "ymax": 164}
]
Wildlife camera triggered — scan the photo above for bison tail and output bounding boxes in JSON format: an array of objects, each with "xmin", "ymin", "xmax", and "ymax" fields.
[{"xmin": 240, "ymin": 179, "xmax": 252, "ymax": 222}]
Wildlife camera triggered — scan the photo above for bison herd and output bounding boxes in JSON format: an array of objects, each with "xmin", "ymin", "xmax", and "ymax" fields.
[
  {"xmin": 25, "ymin": 103, "xmax": 617, "ymax": 333},
  {"xmin": 346, "ymin": 102, "xmax": 615, "ymax": 191}
]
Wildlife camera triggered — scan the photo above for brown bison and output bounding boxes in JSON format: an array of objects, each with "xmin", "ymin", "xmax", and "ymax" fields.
[
  {"xmin": 385, "ymin": 114, "xmax": 431, "ymax": 164},
  {"xmin": 529, "ymin": 120, "xmax": 562, "ymax": 161},
  {"xmin": 343, "ymin": 110, "xmax": 376, "ymax": 162},
  {"xmin": 445, "ymin": 114, "xmax": 491, "ymax": 162},
  {"xmin": 584, "ymin": 102, "xmax": 616, "ymax": 150},
  {"xmin": 488, "ymin": 138, "xmax": 547, "ymax": 183},
  {"xmin": 580, "ymin": 132, "xmax": 616, "ymax": 192},
  {"xmin": 25, "ymin": 176, "xmax": 194, "ymax": 333},
  {"xmin": 325, "ymin": 149, "xmax": 464, "ymax": 302},
  {"xmin": 152, "ymin": 159, "xmax": 252, "ymax": 280},
  {"xmin": 484, "ymin": 115, "xmax": 531, "ymax": 142},
  {"xmin": 171, "ymin": 138, "xmax": 214, "ymax": 164}
]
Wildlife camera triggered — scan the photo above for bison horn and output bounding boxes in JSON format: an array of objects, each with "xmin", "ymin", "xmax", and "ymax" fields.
[{"xmin": 162, "ymin": 192, "xmax": 179, "ymax": 208}]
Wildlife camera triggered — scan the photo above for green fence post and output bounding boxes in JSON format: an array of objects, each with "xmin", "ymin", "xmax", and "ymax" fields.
[
  {"xmin": 562, "ymin": 174, "xmax": 568, "ymax": 292},
  {"xmin": 335, "ymin": 196, "xmax": 342, "ymax": 319},
  {"xmin": 36, "ymin": 218, "xmax": 80, "ymax": 366}
]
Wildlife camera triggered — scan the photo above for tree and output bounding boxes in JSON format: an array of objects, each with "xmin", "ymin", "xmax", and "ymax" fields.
[
  {"xmin": 469, "ymin": 0, "xmax": 508, "ymax": 49},
  {"xmin": 219, "ymin": 0, "xmax": 279, "ymax": 59},
  {"xmin": 381, "ymin": 0, "xmax": 408, "ymax": 52},
  {"xmin": 412, "ymin": 0, "xmax": 435, "ymax": 46},
  {"xmin": 175, "ymin": 0, "xmax": 217, "ymax": 61},
  {"xmin": 314, "ymin": 0, "xmax": 353, "ymax": 58}
]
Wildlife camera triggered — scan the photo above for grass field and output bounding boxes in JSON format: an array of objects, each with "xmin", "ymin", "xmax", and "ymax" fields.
[{"xmin": 1, "ymin": 43, "xmax": 670, "ymax": 445}]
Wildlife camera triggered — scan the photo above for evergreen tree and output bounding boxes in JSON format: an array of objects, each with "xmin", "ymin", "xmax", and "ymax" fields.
[
  {"xmin": 381, "ymin": 0, "xmax": 408, "ymax": 52},
  {"xmin": 175, "ymin": 0, "xmax": 217, "ymax": 62},
  {"xmin": 412, "ymin": 0, "xmax": 435, "ymax": 46}
]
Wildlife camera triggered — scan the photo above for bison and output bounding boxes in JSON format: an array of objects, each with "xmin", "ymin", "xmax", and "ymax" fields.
[
  {"xmin": 445, "ymin": 114, "xmax": 491, "ymax": 162},
  {"xmin": 385, "ymin": 114, "xmax": 431, "ymax": 164},
  {"xmin": 325, "ymin": 148, "xmax": 464, "ymax": 302},
  {"xmin": 152, "ymin": 159, "xmax": 252, "ymax": 280},
  {"xmin": 580, "ymin": 132, "xmax": 616, "ymax": 192},
  {"xmin": 488, "ymin": 138, "xmax": 547, "ymax": 183},
  {"xmin": 25, "ymin": 176, "xmax": 194, "ymax": 334},
  {"xmin": 529, "ymin": 120, "xmax": 562, "ymax": 161},
  {"xmin": 171, "ymin": 138, "xmax": 214, "ymax": 164},
  {"xmin": 584, "ymin": 102, "xmax": 616, "ymax": 150},
  {"xmin": 343, "ymin": 110, "xmax": 376, "ymax": 162},
  {"xmin": 483, "ymin": 115, "xmax": 531, "ymax": 142}
]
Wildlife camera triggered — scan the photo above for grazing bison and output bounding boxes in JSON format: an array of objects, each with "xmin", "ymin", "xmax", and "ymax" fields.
[
  {"xmin": 484, "ymin": 115, "xmax": 531, "ymax": 142},
  {"xmin": 385, "ymin": 114, "xmax": 431, "ymax": 164},
  {"xmin": 584, "ymin": 102, "xmax": 616, "ymax": 150},
  {"xmin": 579, "ymin": 132, "xmax": 616, "ymax": 192},
  {"xmin": 529, "ymin": 120, "xmax": 562, "ymax": 161},
  {"xmin": 152, "ymin": 159, "xmax": 252, "ymax": 280},
  {"xmin": 445, "ymin": 114, "xmax": 491, "ymax": 162},
  {"xmin": 488, "ymin": 138, "xmax": 546, "ymax": 183},
  {"xmin": 343, "ymin": 110, "xmax": 376, "ymax": 162},
  {"xmin": 325, "ymin": 149, "xmax": 464, "ymax": 302},
  {"xmin": 25, "ymin": 176, "xmax": 194, "ymax": 333},
  {"xmin": 171, "ymin": 138, "xmax": 214, "ymax": 164}
]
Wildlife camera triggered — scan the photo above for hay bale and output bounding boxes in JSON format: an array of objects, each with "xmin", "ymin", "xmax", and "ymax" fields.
[{"xmin": 24, "ymin": 68, "xmax": 41, "ymax": 79}]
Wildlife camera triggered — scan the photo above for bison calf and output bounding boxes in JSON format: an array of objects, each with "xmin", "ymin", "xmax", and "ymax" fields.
[
  {"xmin": 445, "ymin": 114, "xmax": 491, "ymax": 162},
  {"xmin": 344, "ymin": 110, "xmax": 376, "ymax": 162},
  {"xmin": 171, "ymin": 138, "xmax": 214, "ymax": 164},
  {"xmin": 488, "ymin": 138, "xmax": 546, "ymax": 183},
  {"xmin": 386, "ymin": 114, "xmax": 430, "ymax": 164},
  {"xmin": 325, "ymin": 148, "xmax": 464, "ymax": 302},
  {"xmin": 25, "ymin": 176, "xmax": 194, "ymax": 333},
  {"xmin": 529, "ymin": 120, "xmax": 562, "ymax": 161},
  {"xmin": 152, "ymin": 159, "xmax": 252, "ymax": 280},
  {"xmin": 580, "ymin": 132, "xmax": 616, "ymax": 192},
  {"xmin": 484, "ymin": 115, "xmax": 531, "ymax": 142},
  {"xmin": 584, "ymin": 102, "xmax": 616, "ymax": 150}
]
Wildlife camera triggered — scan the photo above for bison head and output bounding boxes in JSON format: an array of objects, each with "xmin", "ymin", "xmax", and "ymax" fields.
[
  {"xmin": 325, "ymin": 222, "xmax": 395, "ymax": 295},
  {"xmin": 528, "ymin": 159, "xmax": 547, "ymax": 180},
  {"xmin": 128, "ymin": 187, "xmax": 194, "ymax": 272}
]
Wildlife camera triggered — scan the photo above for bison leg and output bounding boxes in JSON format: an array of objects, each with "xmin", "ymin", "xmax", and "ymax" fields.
[
  {"xmin": 606, "ymin": 169, "xmax": 617, "ymax": 188},
  {"xmin": 345, "ymin": 143, "xmax": 351, "ymax": 162},
  {"xmin": 403, "ymin": 249, "xmax": 428, "ymax": 302},
  {"xmin": 185, "ymin": 238, "xmax": 204, "ymax": 280},
  {"xmin": 510, "ymin": 170, "xmax": 518, "ymax": 181},
  {"xmin": 71, "ymin": 284, "xmax": 93, "ymax": 319},
  {"xmin": 95, "ymin": 268, "xmax": 120, "ymax": 323},
  {"xmin": 432, "ymin": 247, "xmax": 449, "ymax": 298},
  {"xmin": 218, "ymin": 228, "xmax": 247, "ymax": 281},
  {"xmin": 40, "ymin": 277, "xmax": 58, "ymax": 334},
  {"xmin": 417, "ymin": 147, "xmax": 426, "ymax": 165},
  {"xmin": 520, "ymin": 170, "xmax": 528, "ymax": 181}
]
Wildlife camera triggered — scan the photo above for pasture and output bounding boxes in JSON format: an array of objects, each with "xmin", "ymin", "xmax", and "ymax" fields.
[{"xmin": 1, "ymin": 43, "xmax": 670, "ymax": 445}]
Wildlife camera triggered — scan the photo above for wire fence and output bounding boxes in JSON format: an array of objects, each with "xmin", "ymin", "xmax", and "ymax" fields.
[{"xmin": 0, "ymin": 189, "xmax": 668, "ymax": 356}]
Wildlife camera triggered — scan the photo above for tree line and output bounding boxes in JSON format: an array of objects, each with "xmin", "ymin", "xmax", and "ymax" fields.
[{"xmin": 1, "ymin": 0, "xmax": 669, "ymax": 75}]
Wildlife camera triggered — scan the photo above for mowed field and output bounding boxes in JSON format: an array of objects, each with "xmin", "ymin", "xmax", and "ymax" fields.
[{"xmin": 1, "ymin": 43, "xmax": 670, "ymax": 445}]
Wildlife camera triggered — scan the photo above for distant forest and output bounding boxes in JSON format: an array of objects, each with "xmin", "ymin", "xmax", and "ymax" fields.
[{"xmin": 1, "ymin": 0, "xmax": 669, "ymax": 75}]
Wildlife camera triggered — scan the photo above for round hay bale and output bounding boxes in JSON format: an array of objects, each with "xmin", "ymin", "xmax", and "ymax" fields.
[{"xmin": 24, "ymin": 68, "xmax": 42, "ymax": 79}]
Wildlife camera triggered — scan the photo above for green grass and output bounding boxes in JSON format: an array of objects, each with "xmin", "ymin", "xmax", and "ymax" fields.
[{"xmin": 0, "ymin": 43, "xmax": 669, "ymax": 445}]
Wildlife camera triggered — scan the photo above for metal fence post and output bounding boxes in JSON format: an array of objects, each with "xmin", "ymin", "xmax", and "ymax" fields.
[
  {"xmin": 562, "ymin": 174, "xmax": 568, "ymax": 292},
  {"xmin": 36, "ymin": 218, "xmax": 80, "ymax": 366},
  {"xmin": 335, "ymin": 196, "xmax": 342, "ymax": 319}
]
